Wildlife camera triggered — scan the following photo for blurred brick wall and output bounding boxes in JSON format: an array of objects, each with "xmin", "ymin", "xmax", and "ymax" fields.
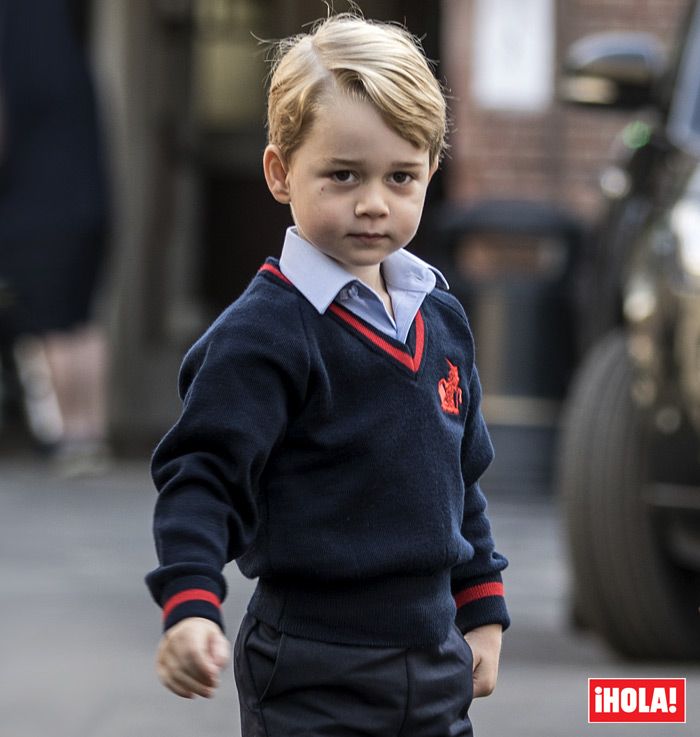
[{"xmin": 441, "ymin": 0, "xmax": 688, "ymax": 221}]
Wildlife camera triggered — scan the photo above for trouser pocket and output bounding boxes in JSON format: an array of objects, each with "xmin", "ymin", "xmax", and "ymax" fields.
[
  {"xmin": 235, "ymin": 613, "xmax": 288, "ymax": 704},
  {"xmin": 449, "ymin": 622, "xmax": 475, "ymax": 716}
]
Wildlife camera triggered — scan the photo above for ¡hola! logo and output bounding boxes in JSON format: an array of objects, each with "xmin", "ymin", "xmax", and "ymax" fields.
[{"xmin": 588, "ymin": 678, "xmax": 686, "ymax": 724}]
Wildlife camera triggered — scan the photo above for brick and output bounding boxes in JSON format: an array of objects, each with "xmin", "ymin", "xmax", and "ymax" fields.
[{"xmin": 443, "ymin": 0, "xmax": 687, "ymax": 218}]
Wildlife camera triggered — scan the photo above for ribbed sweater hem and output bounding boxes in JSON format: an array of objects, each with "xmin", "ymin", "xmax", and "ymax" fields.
[{"xmin": 248, "ymin": 572, "xmax": 459, "ymax": 648}]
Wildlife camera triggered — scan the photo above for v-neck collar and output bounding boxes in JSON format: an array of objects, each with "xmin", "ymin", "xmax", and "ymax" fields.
[
  {"xmin": 328, "ymin": 302, "xmax": 425, "ymax": 373},
  {"xmin": 259, "ymin": 261, "xmax": 426, "ymax": 374}
]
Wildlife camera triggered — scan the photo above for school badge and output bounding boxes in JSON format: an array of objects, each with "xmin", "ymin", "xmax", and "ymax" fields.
[{"xmin": 438, "ymin": 358, "xmax": 463, "ymax": 415}]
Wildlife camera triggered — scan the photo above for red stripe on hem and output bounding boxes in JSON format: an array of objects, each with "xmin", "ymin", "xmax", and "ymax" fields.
[
  {"xmin": 454, "ymin": 582, "xmax": 504, "ymax": 609},
  {"xmin": 259, "ymin": 262, "xmax": 293, "ymax": 285},
  {"xmin": 162, "ymin": 589, "xmax": 221, "ymax": 621},
  {"xmin": 329, "ymin": 303, "xmax": 425, "ymax": 373}
]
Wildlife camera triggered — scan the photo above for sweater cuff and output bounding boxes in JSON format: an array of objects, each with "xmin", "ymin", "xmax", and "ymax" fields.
[
  {"xmin": 453, "ymin": 579, "xmax": 510, "ymax": 633},
  {"xmin": 160, "ymin": 576, "xmax": 225, "ymax": 632}
]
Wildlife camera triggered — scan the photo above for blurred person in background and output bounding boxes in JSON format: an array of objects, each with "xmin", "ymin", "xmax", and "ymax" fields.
[{"xmin": 0, "ymin": 0, "xmax": 110, "ymax": 474}]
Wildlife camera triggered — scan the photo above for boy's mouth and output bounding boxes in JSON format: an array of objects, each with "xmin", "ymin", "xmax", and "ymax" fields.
[{"xmin": 348, "ymin": 232, "xmax": 387, "ymax": 240}]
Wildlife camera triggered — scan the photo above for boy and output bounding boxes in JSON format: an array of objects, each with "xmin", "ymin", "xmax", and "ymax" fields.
[{"xmin": 147, "ymin": 12, "xmax": 509, "ymax": 736}]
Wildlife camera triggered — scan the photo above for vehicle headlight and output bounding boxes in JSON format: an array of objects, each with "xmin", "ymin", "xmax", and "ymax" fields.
[{"xmin": 672, "ymin": 199, "xmax": 700, "ymax": 278}]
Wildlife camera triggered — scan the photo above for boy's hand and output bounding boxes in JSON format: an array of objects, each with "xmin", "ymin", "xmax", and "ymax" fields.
[
  {"xmin": 157, "ymin": 617, "xmax": 231, "ymax": 699},
  {"xmin": 464, "ymin": 623, "xmax": 503, "ymax": 698}
]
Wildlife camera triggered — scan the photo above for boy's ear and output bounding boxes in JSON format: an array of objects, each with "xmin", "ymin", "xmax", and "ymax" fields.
[
  {"xmin": 428, "ymin": 160, "xmax": 439, "ymax": 181},
  {"xmin": 263, "ymin": 145, "xmax": 291, "ymax": 204}
]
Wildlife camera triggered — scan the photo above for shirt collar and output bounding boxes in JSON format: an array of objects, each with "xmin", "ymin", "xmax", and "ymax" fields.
[{"xmin": 279, "ymin": 227, "xmax": 449, "ymax": 315}]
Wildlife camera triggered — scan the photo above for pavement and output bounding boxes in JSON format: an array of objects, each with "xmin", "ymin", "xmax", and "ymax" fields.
[{"xmin": 1, "ymin": 452, "xmax": 698, "ymax": 737}]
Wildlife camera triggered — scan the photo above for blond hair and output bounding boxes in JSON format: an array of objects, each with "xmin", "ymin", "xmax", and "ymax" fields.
[{"xmin": 266, "ymin": 13, "xmax": 448, "ymax": 166}]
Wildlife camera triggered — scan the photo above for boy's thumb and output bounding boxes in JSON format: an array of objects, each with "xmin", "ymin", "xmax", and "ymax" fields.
[{"xmin": 209, "ymin": 631, "xmax": 231, "ymax": 667}]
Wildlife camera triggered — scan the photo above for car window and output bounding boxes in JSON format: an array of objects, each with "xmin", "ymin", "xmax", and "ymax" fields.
[
  {"xmin": 668, "ymin": 1, "xmax": 700, "ymax": 155},
  {"xmin": 689, "ymin": 163, "xmax": 700, "ymax": 196}
]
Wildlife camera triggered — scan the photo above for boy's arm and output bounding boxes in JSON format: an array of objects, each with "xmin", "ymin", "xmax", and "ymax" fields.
[
  {"xmin": 451, "ymin": 364, "xmax": 509, "ymax": 696},
  {"xmin": 145, "ymin": 308, "xmax": 308, "ymax": 633},
  {"xmin": 147, "ymin": 308, "xmax": 308, "ymax": 698},
  {"xmin": 451, "ymin": 366, "xmax": 509, "ymax": 634}
]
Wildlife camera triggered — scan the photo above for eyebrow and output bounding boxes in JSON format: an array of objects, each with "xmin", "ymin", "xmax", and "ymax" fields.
[{"xmin": 325, "ymin": 157, "xmax": 425, "ymax": 170}]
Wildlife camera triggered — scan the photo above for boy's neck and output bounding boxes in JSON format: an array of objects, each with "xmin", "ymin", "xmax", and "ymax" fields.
[
  {"xmin": 349, "ymin": 263, "xmax": 384, "ymax": 295},
  {"xmin": 350, "ymin": 264, "xmax": 394, "ymax": 320}
]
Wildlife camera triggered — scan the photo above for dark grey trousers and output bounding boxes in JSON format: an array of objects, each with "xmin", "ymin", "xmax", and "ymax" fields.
[{"xmin": 233, "ymin": 613, "xmax": 474, "ymax": 737}]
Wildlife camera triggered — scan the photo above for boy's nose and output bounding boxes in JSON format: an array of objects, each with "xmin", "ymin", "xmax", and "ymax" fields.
[{"xmin": 354, "ymin": 185, "xmax": 389, "ymax": 218}]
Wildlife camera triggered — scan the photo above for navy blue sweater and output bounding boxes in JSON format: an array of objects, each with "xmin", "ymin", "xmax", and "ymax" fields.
[{"xmin": 146, "ymin": 260, "xmax": 509, "ymax": 647}]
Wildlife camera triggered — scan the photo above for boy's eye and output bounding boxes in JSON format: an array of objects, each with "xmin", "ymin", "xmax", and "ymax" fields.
[
  {"xmin": 391, "ymin": 171, "xmax": 414, "ymax": 185},
  {"xmin": 331, "ymin": 170, "xmax": 355, "ymax": 183}
]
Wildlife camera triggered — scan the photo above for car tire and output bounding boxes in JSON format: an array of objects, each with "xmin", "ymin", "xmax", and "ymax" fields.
[{"xmin": 557, "ymin": 329, "xmax": 700, "ymax": 659}]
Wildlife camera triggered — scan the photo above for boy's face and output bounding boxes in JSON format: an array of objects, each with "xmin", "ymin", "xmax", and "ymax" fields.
[{"xmin": 264, "ymin": 92, "xmax": 437, "ymax": 281}]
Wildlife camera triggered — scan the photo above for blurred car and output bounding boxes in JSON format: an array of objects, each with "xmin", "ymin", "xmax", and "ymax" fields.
[{"xmin": 556, "ymin": 1, "xmax": 700, "ymax": 658}]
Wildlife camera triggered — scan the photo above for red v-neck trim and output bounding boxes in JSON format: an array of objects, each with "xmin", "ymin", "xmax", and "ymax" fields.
[
  {"xmin": 328, "ymin": 303, "xmax": 424, "ymax": 373},
  {"xmin": 259, "ymin": 261, "xmax": 425, "ymax": 374},
  {"xmin": 260, "ymin": 262, "xmax": 292, "ymax": 285}
]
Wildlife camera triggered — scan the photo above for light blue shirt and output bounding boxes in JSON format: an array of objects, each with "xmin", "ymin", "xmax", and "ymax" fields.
[{"xmin": 279, "ymin": 228, "xmax": 449, "ymax": 343}]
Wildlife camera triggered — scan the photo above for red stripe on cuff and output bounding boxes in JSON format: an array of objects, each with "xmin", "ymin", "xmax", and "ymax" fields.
[
  {"xmin": 162, "ymin": 589, "xmax": 221, "ymax": 621},
  {"xmin": 454, "ymin": 582, "xmax": 504, "ymax": 609}
]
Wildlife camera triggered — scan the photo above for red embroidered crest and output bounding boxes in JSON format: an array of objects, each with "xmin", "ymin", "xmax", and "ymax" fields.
[{"xmin": 438, "ymin": 359, "xmax": 463, "ymax": 415}]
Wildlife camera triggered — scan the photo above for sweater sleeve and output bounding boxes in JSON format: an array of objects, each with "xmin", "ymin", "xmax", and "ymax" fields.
[
  {"xmin": 451, "ymin": 364, "xmax": 510, "ymax": 634},
  {"xmin": 145, "ymin": 300, "xmax": 308, "ymax": 632}
]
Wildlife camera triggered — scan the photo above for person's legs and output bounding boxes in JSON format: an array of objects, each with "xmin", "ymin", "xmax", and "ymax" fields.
[
  {"xmin": 9, "ymin": 334, "xmax": 64, "ymax": 446},
  {"xmin": 233, "ymin": 614, "xmax": 474, "ymax": 737},
  {"xmin": 400, "ymin": 624, "xmax": 474, "ymax": 737},
  {"xmin": 42, "ymin": 323, "xmax": 111, "ymax": 474},
  {"xmin": 43, "ymin": 323, "xmax": 108, "ymax": 444}
]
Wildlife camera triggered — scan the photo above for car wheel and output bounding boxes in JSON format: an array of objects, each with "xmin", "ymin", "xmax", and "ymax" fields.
[{"xmin": 557, "ymin": 329, "xmax": 700, "ymax": 659}]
